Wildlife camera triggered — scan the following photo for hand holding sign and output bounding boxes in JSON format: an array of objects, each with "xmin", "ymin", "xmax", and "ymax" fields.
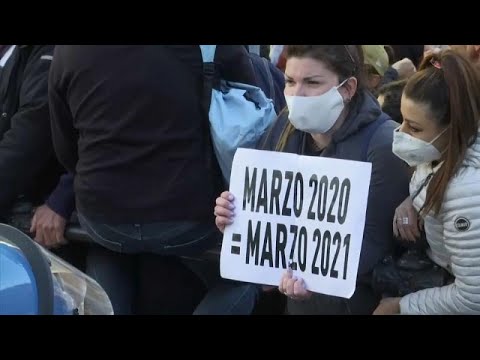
[
  {"xmin": 215, "ymin": 190, "xmax": 313, "ymax": 299},
  {"xmin": 219, "ymin": 148, "xmax": 372, "ymax": 299},
  {"xmin": 279, "ymin": 267, "xmax": 312, "ymax": 301},
  {"xmin": 214, "ymin": 191, "xmax": 236, "ymax": 233}
]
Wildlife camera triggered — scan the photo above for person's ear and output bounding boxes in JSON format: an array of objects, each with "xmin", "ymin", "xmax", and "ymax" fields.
[{"xmin": 340, "ymin": 77, "xmax": 358, "ymax": 102}]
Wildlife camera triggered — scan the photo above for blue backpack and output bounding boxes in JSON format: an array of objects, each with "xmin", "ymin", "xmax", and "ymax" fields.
[{"xmin": 199, "ymin": 45, "xmax": 277, "ymax": 184}]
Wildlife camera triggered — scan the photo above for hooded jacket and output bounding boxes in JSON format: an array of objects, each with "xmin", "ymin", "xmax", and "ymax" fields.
[{"xmin": 259, "ymin": 91, "xmax": 411, "ymax": 277}]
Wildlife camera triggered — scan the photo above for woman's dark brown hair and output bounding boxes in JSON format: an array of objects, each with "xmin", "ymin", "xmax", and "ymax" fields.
[
  {"xmin": 276, "ymin": 45, "xmax": 365, "ymax": 151},
  {"xmin": 403, "ymin": 49, "xmax": 480, "ymax": 215}
]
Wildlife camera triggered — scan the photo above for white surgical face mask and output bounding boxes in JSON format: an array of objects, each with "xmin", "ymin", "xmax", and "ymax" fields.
[
  {"xmin": 392, "ymin": 127, "xmax": 448, "ymax": 167},
  {"xmin": 285, "ymin": 79, "xmax": 349, "ymax": 134}
]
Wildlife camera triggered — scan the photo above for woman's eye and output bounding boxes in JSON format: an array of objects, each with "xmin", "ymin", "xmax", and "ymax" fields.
[{"xmin": 285, "ymin": 79, "xmax": 294, "ymax": 85}]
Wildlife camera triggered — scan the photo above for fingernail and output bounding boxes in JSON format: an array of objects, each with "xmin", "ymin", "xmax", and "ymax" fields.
[
  {"xmin": 228, "ymin": 194, "xmax": 234, "ymax": 201},
  {"xmin": 229, "ymin": 203, "xmax": 235, "ymax": 210}
]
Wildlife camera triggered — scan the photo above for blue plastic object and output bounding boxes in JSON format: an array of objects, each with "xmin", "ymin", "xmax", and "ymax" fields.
[{"xmin": 0, "ymin": 242, "xmax": 39, "ymax": 315}]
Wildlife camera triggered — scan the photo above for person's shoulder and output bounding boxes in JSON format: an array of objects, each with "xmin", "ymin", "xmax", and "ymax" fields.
[
  {"xmin": 16, "ymin": 46, "xmax": 55, "ymax": 80},
  {"xmin": 49, "ymin": 45, "xmax": 81, "ymax": 67},
  {"xmin": 365, "ymin": 115, "xmax": 407, "ymax": 171},
  {"xmin": 258, "ymin": 109, "xmax": 292, "ymax": 151},
  {"xmin": 16, "ymin": 45, "xmax": 54, "ymax": 65},
  {"xmin": 369, "ymin": 116, "xmax": 397, "ymax": 150},
  {"xmin": 52, "ymin": 45, "xmax": 121, "ymax": 59},
  {"xmin": 215, "ymin": 45, "xmax": 249, "ymax": 61},
  {"xmin": 24, "ymin": 45, "xmax": 54, "ymax": 55},
  {"xmin": 444, "ymin": 165, "xmax": 480, "ymax": 206},
  {"xmin": 446, "ymin": 135, "xmax": 480, "ymax": 194}
]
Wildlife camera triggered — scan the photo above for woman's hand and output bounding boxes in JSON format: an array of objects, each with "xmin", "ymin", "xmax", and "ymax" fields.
[
  {"xmin": 393, "ymin": 196, "xmax": 421, "ymax": 242},
  {"xmin": 373, "ymin": 297, "xmax": 401, "ymax": 315},
  {"xmin": 278, "ymin": 268, "xmax": 312, "ymax": 301},
  {"xmin": 214, "ymin": 191, "xmax": 236, "ymax": 234}
]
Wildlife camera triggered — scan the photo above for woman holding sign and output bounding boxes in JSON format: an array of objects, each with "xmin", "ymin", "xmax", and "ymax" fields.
[
  {"xmin": 374, "ymin": 50, "xmax": 480, "ymax": 315},
  {"xmin": 210, "ymin": 45, "xmax": 411, "ymax": 315}
]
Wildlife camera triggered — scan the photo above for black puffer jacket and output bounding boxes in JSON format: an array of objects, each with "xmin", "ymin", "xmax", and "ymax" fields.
[{"xmin": 0, "ymin": 45, "xmax": 63, "ymax": 219}]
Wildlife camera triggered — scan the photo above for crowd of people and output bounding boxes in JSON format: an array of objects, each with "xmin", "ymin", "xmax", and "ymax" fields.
[{"xmin": 1, "ymin": 44, "xmax": 480, "ymax": 315}]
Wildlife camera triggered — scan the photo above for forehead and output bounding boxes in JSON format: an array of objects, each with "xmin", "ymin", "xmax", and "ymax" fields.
[
  {"xmin": 400, "ymin": 95, "xmax": 436, "ymax": 126},
  {"xmin": 285, "ymin": 56, "xmax": 336, "ymax": 79}
]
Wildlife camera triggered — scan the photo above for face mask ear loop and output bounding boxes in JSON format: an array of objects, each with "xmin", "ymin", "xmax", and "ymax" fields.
[
  {"xmin": 338, "ymin": 77, "xmax": 352, "ymax": 104},
  {"xmin": 336, "ymin": 77, "xmax": 350, "ymax": 90}
]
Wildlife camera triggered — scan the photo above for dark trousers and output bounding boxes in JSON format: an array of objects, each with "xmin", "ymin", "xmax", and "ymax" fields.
[
  {"xmin": 194, "ymin": 280, "xmax": 379, "ymax": 315},
  {"xmin": 86, "ymin": 246, "xmax": 208, "ymax": 315},
  {"xmin": 287, "ymin": 283, "xmax": 380, "ymax": 315},
  {"xmin": 79, "ymin": 212, "xmax": 219, "ymax": 315}
]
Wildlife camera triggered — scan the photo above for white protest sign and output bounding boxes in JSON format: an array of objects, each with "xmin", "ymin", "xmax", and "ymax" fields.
[{"xmin": 220, "ymin": 148, "xmax": 372, "ymax": 299}]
